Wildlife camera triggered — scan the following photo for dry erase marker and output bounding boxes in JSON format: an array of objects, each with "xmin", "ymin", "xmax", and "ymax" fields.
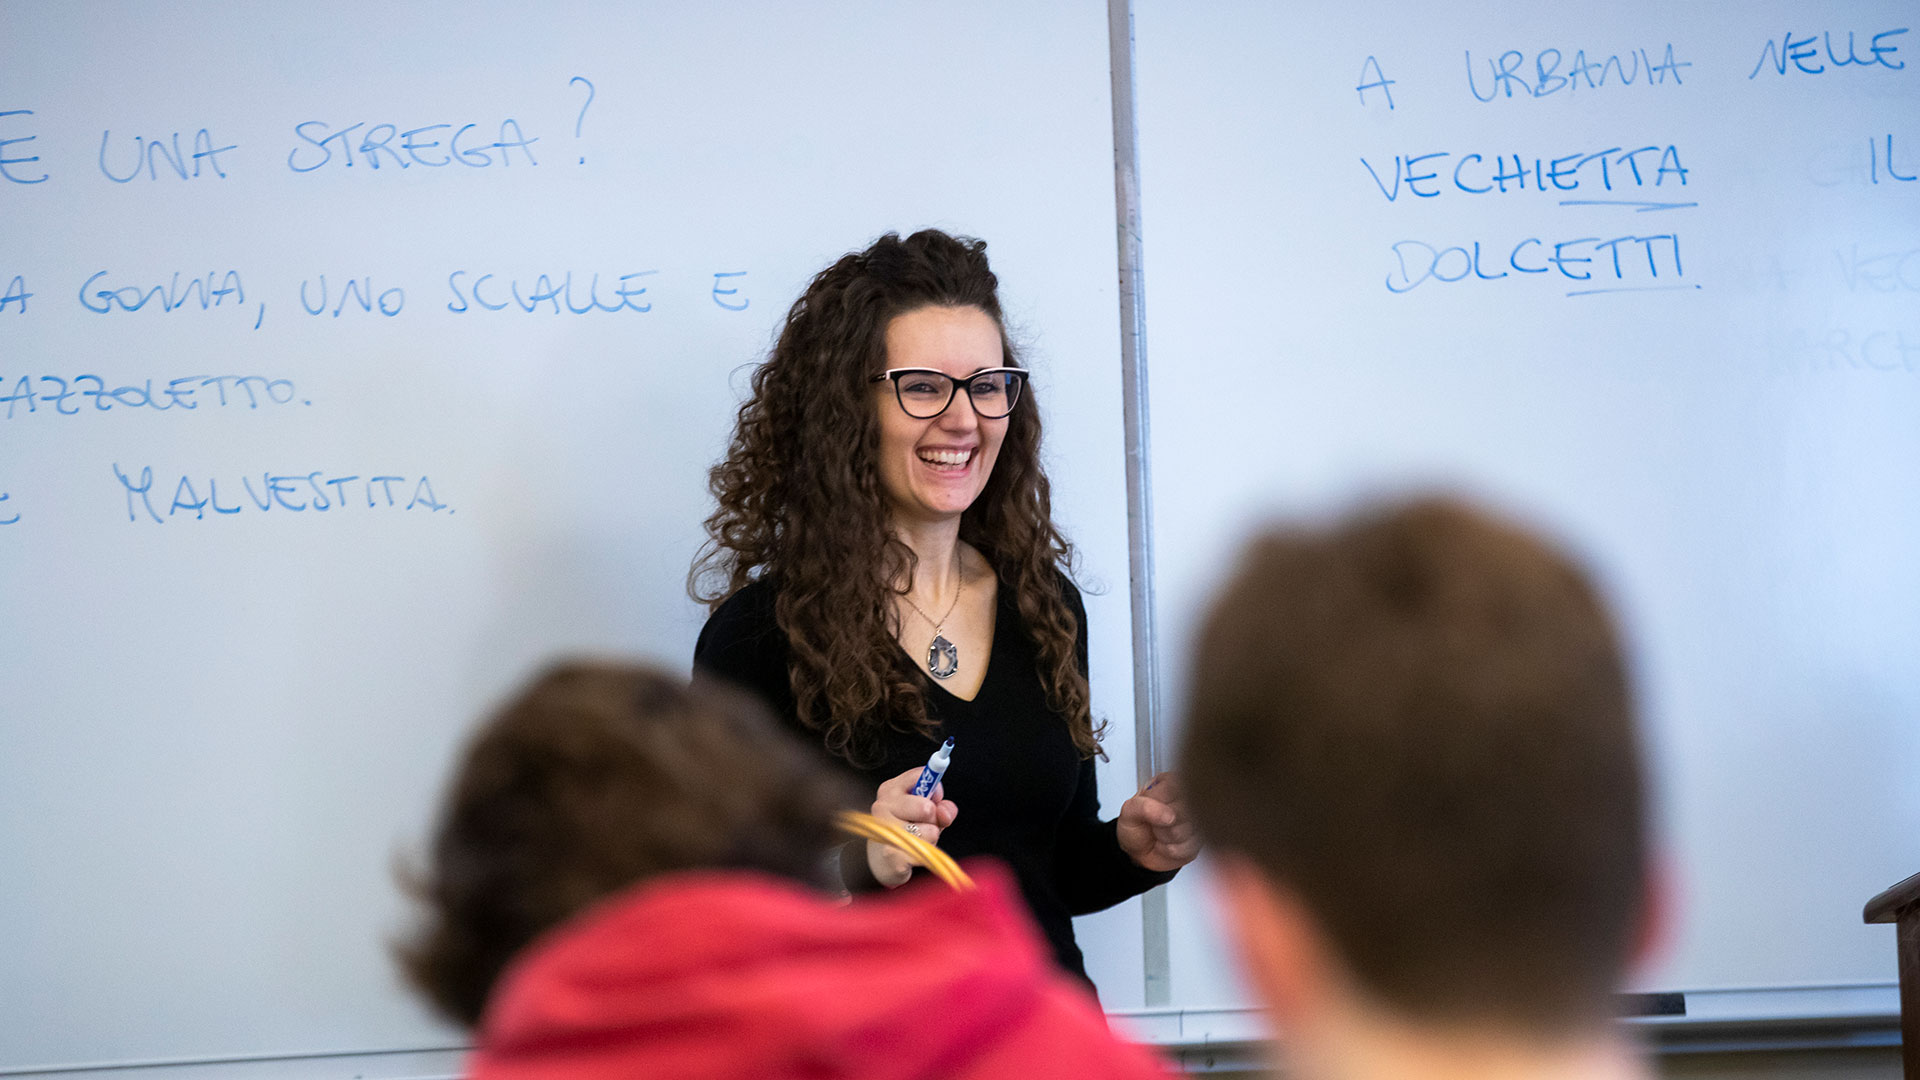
[{"xmin": 912, "ymin": 737, "xmax": 954, "ymax": 798}]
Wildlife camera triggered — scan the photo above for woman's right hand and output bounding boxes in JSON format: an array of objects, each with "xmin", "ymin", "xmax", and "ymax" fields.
[{"xmin": 866, "ymin": 766, "xmax": 960, "ymax": 888}]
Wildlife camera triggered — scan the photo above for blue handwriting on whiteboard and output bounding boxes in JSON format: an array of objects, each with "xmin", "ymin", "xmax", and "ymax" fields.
[
  {"xmin": 1869, "ymin": 135, "xmax": 1916, "ymax": 184},
  {"xmin": 1356, "ymin": 56, "xmax": 1396, "ymax": 109},
  {"xmin": 1750, "ymin": 29, "xmax": 1906, "ymax": 78},
  {"xmin": 1466, "ymin": 45, "xmax": 1689, "ymax": 101},
  {"xmin": 711, "ymin": 271, "xmax": 748, "ymax": 311},
  {"xmin": 2, "ymin": 374, "xmax": 300, "ymax": 419},
  {"xmin": 569, "ymin": 76, "xmax": 594, "ymax": 163},
  {"xmin": 446, "ymin": 270, "xmax": 654, "ymax": 314},
  {"xmin": 1361, "ymin": 146, "xmax": 1689, "ymax": 205},
  {"xmin": 1768, "ymin": 328, "xmax": 1920, "ymax": 374},
  {"xmin": 288, "ymin": 120, "xmax": 537, "ymax": 172},
  {"xmin": 2, "ymin": 275, "xmax": 29, "ymax": 313},
  {"xmin": 1385, "ymin": 234, "xmax": 1697, "ymax": 297},
  {"xmin": 98, "ymin": 129, "xmax": 236, "ymax": 182},
  {"xmin": 79, "ymin": 270, "xmax": 247, "ymax": 315},
  {"xmin": 301, "ymin": 276, "xmax": 405, "ymax": 317},
  {"xmin": 114, "ymin": 465, "xmax": 449, "ymax": 523},
  {"xmin": 0, "ymin": 491, "xmax": 17, "ymax": 526},
  {"xmin": 0, "ymin": 109, "xmax": 47, "ymax": 183},
  {"xmin": 1836, "ymin": 245, "xmax": 1920, "ymax": 293}
]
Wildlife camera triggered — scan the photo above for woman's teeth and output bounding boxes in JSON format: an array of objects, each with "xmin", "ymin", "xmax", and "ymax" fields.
[{"xmin": 918, "ymin": 449, "xmax": 972, "ymax": 468}]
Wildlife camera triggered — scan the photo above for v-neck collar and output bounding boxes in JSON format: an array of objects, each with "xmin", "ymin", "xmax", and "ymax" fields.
[{"xmin": 919, "ymin": 579, "xmax": 1005, "ymax": 706}]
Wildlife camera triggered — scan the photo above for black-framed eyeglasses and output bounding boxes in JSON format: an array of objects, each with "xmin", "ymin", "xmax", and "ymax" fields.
[{"xmin": 869, "ymin": 367, "xmax": 1026, "ymax": 420}]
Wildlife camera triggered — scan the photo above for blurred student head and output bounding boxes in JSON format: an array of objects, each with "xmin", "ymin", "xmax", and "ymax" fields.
[
  {"xmin": 395, "ymin": 661, "xmax": 853, "ymax": 1026},
  {"xmin": 1180, "ymin": 498, "xmax": 1655, "ymax": 1072},
  {"xmin": 395, "ymin": 660, "xmax": 1177, "ymax": 1080}
]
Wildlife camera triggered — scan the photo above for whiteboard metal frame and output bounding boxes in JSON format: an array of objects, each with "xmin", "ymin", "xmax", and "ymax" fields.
[{"xmin": 1107, "ymin": 0, "xmax": 1172, "ymax": 1010}]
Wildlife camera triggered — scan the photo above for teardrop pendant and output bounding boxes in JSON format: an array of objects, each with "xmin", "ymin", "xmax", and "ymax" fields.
[{"xmin": 927, "ymin": 633, "xmax": 959, "ymax": 680}]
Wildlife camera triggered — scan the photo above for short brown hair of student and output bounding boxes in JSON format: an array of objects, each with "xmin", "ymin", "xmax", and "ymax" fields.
[
  {"xmin": 1180, "ymin": 497, "xmax": 1648, "ymax": 1034},
  {"xmin": 394, "ymin": 661, "xmax": 856, "ymax": 1027}
]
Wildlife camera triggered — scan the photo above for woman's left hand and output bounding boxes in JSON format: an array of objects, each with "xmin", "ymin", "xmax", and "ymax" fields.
[{"xmin": 1117, "ymin": 772, "xmax": 1201, "ymax": 873}]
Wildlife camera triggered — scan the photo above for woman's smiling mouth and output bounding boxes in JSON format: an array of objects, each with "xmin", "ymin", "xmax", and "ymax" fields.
[{"xmin": 917, "ymin": 447, "xmax": 975, "ymax": 470}]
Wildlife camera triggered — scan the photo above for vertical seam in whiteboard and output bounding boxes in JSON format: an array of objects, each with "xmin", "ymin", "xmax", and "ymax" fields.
[{"xmin": 1107, "ymin": 0, "xmax": 1170, "ymax": 1009}]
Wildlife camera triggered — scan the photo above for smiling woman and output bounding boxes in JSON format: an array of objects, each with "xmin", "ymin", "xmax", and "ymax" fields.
[
  {"xmin": 871, "ymin": 308, "xmax": 1015, "ymax": 528},
  {"xmin": 689, "ymin": 230, "xmax": 1198, "ymax": 995}
]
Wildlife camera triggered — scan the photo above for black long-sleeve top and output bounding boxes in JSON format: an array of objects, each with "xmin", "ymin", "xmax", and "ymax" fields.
[{"xmin": 692, "ymin": 573, "xmax": 1176, "ymax": 988}]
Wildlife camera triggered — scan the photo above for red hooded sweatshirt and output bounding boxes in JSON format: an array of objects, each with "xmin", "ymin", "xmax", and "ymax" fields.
[{"xmin": 470, "ymin": 863, "xmax": 1175, "ymax": 1080}]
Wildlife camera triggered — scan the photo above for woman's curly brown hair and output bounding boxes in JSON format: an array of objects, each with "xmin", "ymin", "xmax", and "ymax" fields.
[{"xmin": 690, "ymin": 229, "xmax": 1101, "ymax": 763}]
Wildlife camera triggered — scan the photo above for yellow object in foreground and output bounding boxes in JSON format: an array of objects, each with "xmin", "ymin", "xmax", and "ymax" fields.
[{"xmin": 835, "ymin": 810, "xmax": 976, "ymax": 891}]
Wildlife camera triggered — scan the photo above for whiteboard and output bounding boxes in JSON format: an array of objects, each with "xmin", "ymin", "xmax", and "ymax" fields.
[
  {"xmin": 0, "ymin": 1, "xmax": 1149, "ymax": 1069},
  {"xmin": 1133, "ymin": 0, "xmax": 1920, "ymax": 1018}
]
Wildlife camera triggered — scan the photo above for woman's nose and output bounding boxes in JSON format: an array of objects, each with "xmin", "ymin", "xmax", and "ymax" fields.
[{"xmin": 940, "ymin": 392, "xmax": 981, "ymax": 429}]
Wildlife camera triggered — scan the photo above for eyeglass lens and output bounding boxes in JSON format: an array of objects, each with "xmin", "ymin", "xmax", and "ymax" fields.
[{"xmin": 894, "ymin": 371, "xmax": 1024, "ymax": 419}]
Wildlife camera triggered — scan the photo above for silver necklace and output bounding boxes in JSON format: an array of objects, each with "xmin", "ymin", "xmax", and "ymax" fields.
[{"xmin": 900, "ymin": 550, "xmax": 964, "ymax": 680}]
